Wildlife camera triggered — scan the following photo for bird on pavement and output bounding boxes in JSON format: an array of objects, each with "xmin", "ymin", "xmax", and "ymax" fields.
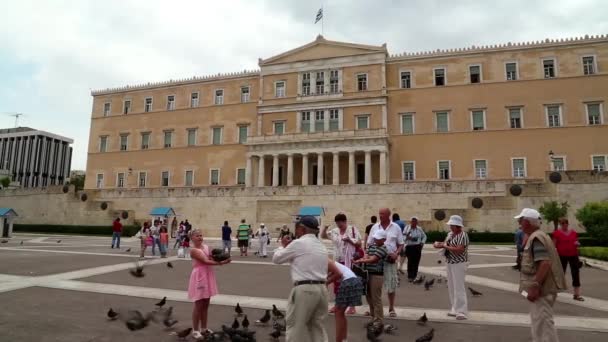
[
  {"xmin": 413, "ymin": 275, "xmax": 426, "ymax": 285},
  {"xmin": 417, "ymin": 312, "xmax": 428, "ymax": 325},
  {"xmin": 20, "ymin": 240, "xmax": 24, "ymax": 245},
  {"xmin": 272, "ymin": 304, "xmax": 284, "ymax": 319},
  {"xmin": 107, "ymin": 308, "xmax": 119, "ymax": 320},
  {"xmin": 155, "ymin": 296, "xmax": 167, "ymax": 308},
  {"xmin": 383, "ymin": 323, "xmax": 397, "ymax": 334},
  {"xmin": 57, "ymin": 240, "xmax": 61, "ymax": 243},
  {"xmin": 366, "ymin": 322, "xmax": 383, "ymax": 342},
  {"xmin": 163, "ymin": 317, "xmax": 178, "ymax": 328},
  {"xmin": 468, "ymin": 287, "xmax": 483, "ymax": 296},
  {"xmin": 272, "ymin": 319, "xmax": 286, "ymax": 332},
  {"xmin": 415, "ymin": 328, "xmax": 435, "ymax": 342},
  {"xmin": 125, "ymin": 248, "xmax": 131, "ymax": 252},
  {"xmin": 232, "ymin": 317, "xmax": 240, "ymax": 330},
  {"xmin": 129, "ymin": 260, "xmax": 146, "ymax": 278},
  {"xmin": 269, "ymin": 329, "xmax": 281, "ymax": 341},
  {"xmin": 255, "ymin": 309, "xmax": 271, "ymax": 325},
  {"xmin": 234, "ymin": 302, "xmax": 243, "ymax": 316},
  {"xmin": 174, "ymin": 327, "xmax": 192, "ymax": 340},
  {"xmin": 124, "ymin": 310, "xmax": 154, "ymax": 331},
  {"xmin": 424, "ymin": 278, "xmax": 435, "ymax": 290},
  {"xmin": 241, "ymin": 315, "xmax": 250, "ymax": 329},
  {"xmin": 167, "ymin": 262, "xmax": 173, "ymax": 268},
  {"xmin": 221, "ymin": 324, "xmax": 238, "ymax": 337}
]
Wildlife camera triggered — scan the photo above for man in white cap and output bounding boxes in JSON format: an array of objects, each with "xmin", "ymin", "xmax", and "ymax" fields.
[
  {"xmin": 256, "ymin": 223, "xmax": 270, "ymax": 258},
  {"xmin": 515, "ymin": 208, "xmax": 566, "ymax": 342},
  {"xmin": 354, "ymin": 228, "xmax": 389, "ymax": 325}
]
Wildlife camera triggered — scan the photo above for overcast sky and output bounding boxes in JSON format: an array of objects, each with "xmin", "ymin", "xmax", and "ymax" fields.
[{"xmin": 1, "ymin": 0, "xmax": 606, "ymax": 170}]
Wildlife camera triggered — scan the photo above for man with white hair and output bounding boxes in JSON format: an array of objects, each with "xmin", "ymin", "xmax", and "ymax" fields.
[{"xmin": 515, "ymin": 208, "xmax": 567, "ymax": 342}]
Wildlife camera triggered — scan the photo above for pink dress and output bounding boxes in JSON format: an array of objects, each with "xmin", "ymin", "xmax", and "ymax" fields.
[{"xmin": 188, "ymin": 245, "xmax": 219, "ymax": 301}]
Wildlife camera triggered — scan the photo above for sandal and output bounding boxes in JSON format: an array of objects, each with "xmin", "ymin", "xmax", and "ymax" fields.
[
  {"xmin": 328, "ymin": 306, "xmax": 337, "ymax": 314},
  {"xmin": 346, "ymin": 307, "xmax": 356, "ymax": 315},
  {"xmin": 573, "ymin": 295, "xmax": 585, "ymax": 301},
  {"xmin": 389, "ymin": 310, "xmax": 397, "ymax": 318}
]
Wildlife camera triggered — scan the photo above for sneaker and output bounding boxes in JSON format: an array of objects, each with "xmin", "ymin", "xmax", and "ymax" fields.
[
  {"xmin": 447, "ymin": 311, "xmax": 457, "ymax": 317},
  {"xmin": 192, "ymin": 330, "xmax": 203, "ymax": 339},
  {"xmin": 456, "ymin": 313, "xmax": 467, "ymax": 320}
]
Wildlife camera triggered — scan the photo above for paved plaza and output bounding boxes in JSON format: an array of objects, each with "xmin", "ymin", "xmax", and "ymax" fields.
[{"xmin": 0, "ymin": 234, "xmax": 607, "ymax": 341}]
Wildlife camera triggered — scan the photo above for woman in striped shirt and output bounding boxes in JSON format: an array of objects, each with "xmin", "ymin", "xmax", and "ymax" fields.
[{"xmin": 433, "ymin": 215, "xmax": 469, "ymax": 320}]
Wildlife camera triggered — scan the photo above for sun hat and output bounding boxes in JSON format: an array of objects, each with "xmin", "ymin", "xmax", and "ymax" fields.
[
  {"xmin": 514, "ymin": 208, "xmax": 541, "ymax": 220},
  {"xmin": 446, "ymin": 215, "xmax": 464, "ymax": 227}
]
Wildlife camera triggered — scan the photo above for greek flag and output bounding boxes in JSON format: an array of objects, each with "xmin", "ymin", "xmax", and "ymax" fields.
[{"xmin": 315, "ymin": 8, "xmax": 323, "ymax": 24}]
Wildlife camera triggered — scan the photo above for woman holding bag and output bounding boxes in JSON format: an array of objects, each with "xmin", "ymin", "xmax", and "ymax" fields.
[{"xmin": 553, "ymin": 217, "xmax": 584, "ymax": 301}]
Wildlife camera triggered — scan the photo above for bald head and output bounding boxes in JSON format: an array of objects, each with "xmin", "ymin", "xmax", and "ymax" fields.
[{"xmin": 379, "ymin": 208, "xmax": 391, "ymax": 225}]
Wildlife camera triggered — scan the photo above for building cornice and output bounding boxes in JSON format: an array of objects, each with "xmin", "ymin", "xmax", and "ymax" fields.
[
  {"xmin": 257, "ymin": 96, "xmax": 387, "ymax": 114},
  {"xmin": 0, "ymin": 130, "xmax": 74, "ymax": 143}
]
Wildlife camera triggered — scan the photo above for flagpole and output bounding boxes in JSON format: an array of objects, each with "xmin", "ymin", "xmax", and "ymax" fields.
[{"xmin": 321, "ymin": 5, "xmax": 324, "ymax": 35}]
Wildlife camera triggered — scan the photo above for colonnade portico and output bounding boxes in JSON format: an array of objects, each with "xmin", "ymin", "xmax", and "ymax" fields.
[{"xmin": 245, "ymin": 148, "xmax": 388, "ymax": 187}]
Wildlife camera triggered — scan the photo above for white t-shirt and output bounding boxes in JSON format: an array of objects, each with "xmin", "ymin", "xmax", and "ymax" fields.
[
  {"xmin": 367, "ymin": 222, "xmax": 404, "ymax": 254},
  {"xmin": 334, "ymin": 261, "xmax": 356, "ymax": 280}
]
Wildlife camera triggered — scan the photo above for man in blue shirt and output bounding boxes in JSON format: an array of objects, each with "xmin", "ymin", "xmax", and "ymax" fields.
[
  {"xmin": 221, "ymin": 221, "xmax": 232, "ymax": 256},
  {"xmin": 513, "ymin": 218, "xmax": 525, "ymax": 270}
]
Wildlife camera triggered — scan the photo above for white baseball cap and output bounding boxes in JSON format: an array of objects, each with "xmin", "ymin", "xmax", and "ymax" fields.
[
  {"xmin": 514, "ymin": 208, "xmax": 541, "ymax": 220},
  {"xmin": 372, "ymin": 229, "xmax": 387, "ymax": 240},
  {"xmin": 260, "ymin": 223, "xmax": 265, "ymax": 227},
  {"xmin": 446, "ymin": 215, "xmax": 464, "ymax": 227}
]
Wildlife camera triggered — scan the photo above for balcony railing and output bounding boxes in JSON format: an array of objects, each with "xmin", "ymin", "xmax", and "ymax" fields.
[{"xmin": 247, "ymin": 128, "xmax": 387, "ymax": 144}]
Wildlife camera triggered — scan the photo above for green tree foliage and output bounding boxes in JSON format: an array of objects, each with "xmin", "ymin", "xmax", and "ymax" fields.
[
  {"xmin": 70, "ymin": 174, "xmax": 85, "ymax": 191},
  {"xmin": 0, "ymin": 177, "xmax": 10, "ymax": 188},
  {"xmin": 539, "ymin": 201, "xmax": 569, "ymax": 231},
  {"xmin": 576, "ymin": 201, "xmax": 608, "ymax": 244}
]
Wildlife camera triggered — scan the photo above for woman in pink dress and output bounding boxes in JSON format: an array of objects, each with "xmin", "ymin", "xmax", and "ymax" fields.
[{"xmin": 188, "ymin": 228, "xmax": 231, "ymax": 339}]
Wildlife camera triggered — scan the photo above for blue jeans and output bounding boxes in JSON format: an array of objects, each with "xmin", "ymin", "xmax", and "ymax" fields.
[
  {"xmin": 111, "ymin": 232, "xmax": 121, "ymax": 248},
  {"xmin": 152, "ymin": 237, "xmax": 165, "ymax": 256}
]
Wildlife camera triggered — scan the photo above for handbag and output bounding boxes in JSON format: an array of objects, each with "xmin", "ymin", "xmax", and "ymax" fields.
[{"xmin": 145, "ymin": 236, "xmax": 153, "ymax": 247}]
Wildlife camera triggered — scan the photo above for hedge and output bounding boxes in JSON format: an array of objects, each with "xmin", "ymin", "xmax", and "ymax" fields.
[
  {"xmin": 14, "ymin": 224, "xmax": 140, "ymax": 237},
  {"xmin": 579, "ymin": 247, "xmax": 608, "ymax": 262}
]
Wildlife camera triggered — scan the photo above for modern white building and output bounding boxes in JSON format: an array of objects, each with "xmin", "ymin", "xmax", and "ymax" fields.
[{"xmin": 0, "ymin": 127, "xmax": 73, "ymax": 188}]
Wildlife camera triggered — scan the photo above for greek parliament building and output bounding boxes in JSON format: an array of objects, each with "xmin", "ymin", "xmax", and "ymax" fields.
[
  {"xmin": 85, "ymin": 35, "xmax": 608, "ymax": 190},
  {"xmin": 0, "ymin": 127, "xmax": 73, "ymax": 188}
]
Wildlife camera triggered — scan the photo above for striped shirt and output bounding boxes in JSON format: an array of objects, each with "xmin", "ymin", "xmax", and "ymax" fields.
[
  {"xmin": 237, "ymin": 224, "xmax": 250, "ymax": 241},
  {"xmin": 403, "ymin": 225, "xmax": 427, "ymax": 246},
  {"xmin": 444, "ymin": 231, "xmax": 469, "ymax": 264},
  {"xmin": 364, "ymin": 244, "xmax": 388, "ymax": 274}
]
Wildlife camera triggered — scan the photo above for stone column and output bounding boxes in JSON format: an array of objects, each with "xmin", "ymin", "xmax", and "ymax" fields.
[
  {"xmin": 332, "ymin": 152, "xmax": 339, "ymax": 185},
  {"xmin": 302, "ymin": 153, "xmax": 309, "ymax": 186},
  {"xmin": 257, "ymin": 155, "xmax": 265, "ymax": 187},
  {"xmin": 245, "ymin": 155, "xmax": 252, "ymax": 187},
  {"xmin": 379, "ymin": 151, "xmax": 387, "ymax": 184},
  {"xmin": 317, "ymin": 153, "xmax": 324, "ymax": 186},
  {"xmin": 348, "ymin": 151, "xmax": 355, "ymax": 185},
  {"xmin": 272, "ymin": 154, "xmax": 279, "ymax": 187},
  {"xmin": 364, "ymin": 151, "xmax": 372, "ymax": 185},
  {"xmin": 287, "ymin": 154, "xmax": 294, "ymax": 186}
]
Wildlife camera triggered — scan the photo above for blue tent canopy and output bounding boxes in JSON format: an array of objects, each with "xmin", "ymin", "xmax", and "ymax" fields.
[
  {"xmin": 149, "ymin": 207, "xmax": 176, "ymax": 216},
  {"xmin": 0, "ymin": 208, "xmax": 18, "ymax": 217},
  {"xmin": 297, "ymin": 206, "xmax": 325, "ymax": 217}
]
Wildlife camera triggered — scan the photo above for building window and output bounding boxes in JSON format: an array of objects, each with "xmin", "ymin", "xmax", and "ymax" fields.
[
  {"xmin": 356, "ymin": 115, "xmax": 370, "ymax": 130},
  {"xmin": 329, "ymin": 109, "xmax": 339, "ymax": 131},
  {"xmin": 402, "ymin": 161, "xmax": 415, "ymax": 181},
  {"xmin": 275, "ymin": 81, "xmax": 286, "ymax": 98},
  {"xmin": 123, "ymin": 100, "xmax": 131, "ymax": 115},
  {"xmin": 505, "ymin": 62, "xmax": 518, "ymax": 80},
  {"xmin": 315, "ymin": 110, "xmax": 325, "ymax": 132},
  {"xmin": 141, "ymin": 132, "xmax": 150, "ymax": 149},
  {"xmin": 164, "ymin": 131, "xmax": 172, "ymax": 148},
  {"xmin": 592, "ymin": 155, "xmax": 606, "ymax": 171},
  {"xmin": 274, "ymin": 121, "xmax": 285, "ymax": 135},
  {"xmin": 330, "ymin": 70, "xmax": 339, "ymax": 93},
  {"xmin": 471, "ymin": 110, "xmax": 485, "ymax": 130},
  {"xmin": 546, "ymin": 105, "xmax": 562, "ymax": 127},
  {"xmin": 119, "ymin": 134, "xmax": 128, "ymax": 151},
  {"xmin": 117, "ymin": 172, "xmax": 125, "ymax": 188},
  {"xmin": 103, "ymin": 102, "xmax": 111, "ymax": 116},
  {"xmin": 401, "ymin": 113, "xmax": 414, "ymax": 134},
  {"xmin": 301, "ymin": 111, "xmax": 311, "ymax": 132},
  {"xmin": 185, "ymin": 170, "xmax": 193, "ymax": 186},
  {"xmin": 302, "ymin": 72, "xmax": 311, "ymax": 95},
  {"xmin": 434, "ymin": 68, "xmax": 445, "ymax": 86},
  {"xmin": 315, "ymin": 71, "xmax": 325, "ymax": 94},
  {"xmin": 582, "ymin": 56, "xmax": 596, "ymax": 75},
  {"xmin": 400, "ymin": 71, "xmax": 411, "ymax": 89},
  {"xmin": 236, "ymin": 168, "xmax": 246, "ymax": 185},
  {"xmin": 241, "ymin": 87, "xmax": 250, "ymax": 102},
  {"xmin": 190, "ymin": 92, "xmax": 199, "ymax": 107},
  {"xmin": 138, "ymin": 172, "xmax": 147, "ymax": 187},
  {"xmin": 509, "ymin": 108, "xmax": 523, "ymax": 128},
  {"xmin": 212, "ymin": 127, "xmax": 223, "ymax": 145},
  {"xmin": 187, "ymin": 129, "xmax": 197, "ymax": 146},
  {"xmin": 357, "ymin": 74, "xmax": 367, "ymax": 91},
  {"xmin": 161, "ymin": 171, "xmax": 169, "ymax": 187},
  {"xmin": 586, "ymin": 103, "xmax": 602, "ymax": 125},
  {"xmin": 210, "ymin": 169, "xmax": 220, "ymax": 185},
  {"xmin": 474, "ymin": 160, "xmax": 487, "ymax": 179},
  {"xmin": 512, "ymin": 158, "xmax": 526, "ymax": 178},
  {"xmin": 551, "ymin": 157, "xmax": 566, "ymax": 171},
  {"xmin": 438, "ymin": 161, "xmax": 450, "ymax": 180},
  {"xmin": 469, "ymin": 65, "xmax": 481, "ymax": 83},
  {"xmin": 96, "ymin": 173, "xmax": 104, "ymax": 189},
  {"xmin": 543, "ymin": 59, "xmax": 556, "ymax": 78},
  {"xmin": 144, "ymin": 97, "xmax": 153, "ymax": 112},
  {"xmin": 167, "ymin": 95, "xmax": 175, "ymax": 111},
  {"xmin": 436, "ymin": 111, "xmax": 449, "ymax": 132},
  {"xmin": 214, "ymin": 89, "xmax": 224, "ymax": 105},
  {"xmin": 238, "ymin": 126, "xmax": 248, "ymax": 144},
  {"xmin": 99, "ymin": 136, "xmax": 108, "ymax": 152}
]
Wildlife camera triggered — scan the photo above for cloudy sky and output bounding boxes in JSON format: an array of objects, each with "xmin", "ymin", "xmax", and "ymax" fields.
[{"xmin": 1, "ymin": 0, "xmax": 606, "ymax": 170}]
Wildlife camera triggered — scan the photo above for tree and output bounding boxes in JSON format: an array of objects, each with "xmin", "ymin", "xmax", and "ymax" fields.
[
  {"xmin": 576, "ymin": 201, "xmax": 608, "ymax": 244},
  {"xmin": 539, "ymin": 200, "xmax": 569, "ymax": 231},
  {"xmin": 69, "ymin": 174, "xmax": 85, "ymax": 191},
  {"xmin": 0, "ymin": 177, "xmax": 10, "ymax": 188}
]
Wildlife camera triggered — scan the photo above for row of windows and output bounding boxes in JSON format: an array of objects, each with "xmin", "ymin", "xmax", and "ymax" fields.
[
  {"xmin": 399, "ymin": 55, "xmax": 598, "ymax": 88},
  {"xmin": 95, "ymin": 168, "xmax": 246, "ymax": 188},
  {"xmin": 401, "ymin": 155, "xmax": 608, "ymax": 181}
]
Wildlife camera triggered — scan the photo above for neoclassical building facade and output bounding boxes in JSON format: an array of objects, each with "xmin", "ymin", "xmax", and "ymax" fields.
[{"xmin": 85, "ymin": 35, "xmax": 608, "ymax": 190}]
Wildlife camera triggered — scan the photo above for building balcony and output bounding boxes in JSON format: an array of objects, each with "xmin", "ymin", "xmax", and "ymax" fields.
[{"xmin": 247, "ymin": 128, "xmax": 387, "ymax": 145}]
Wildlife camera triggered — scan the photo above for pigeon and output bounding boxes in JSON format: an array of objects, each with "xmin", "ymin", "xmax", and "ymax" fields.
[
  {"xmin": 125, "ymin": 248, "xmax": 131, "ymax": 252},
  {"xmin": 255, "ymin": 309, "xmax": 271, "ymax": 325},
  {"xmin": 175, "ymin": 327, "xmax": 192, "ymax": 340},
  {"xmin": 437, "ymin": 277, "xmax": 443, "ymax": 284},
  {"xmin": 124, "ymin": 310, "xmax": 154, "ymax": 331},
  {"xmin": 0, "ymin": 240, "xmax": 7, "ymax": 243},
  {"xmin": 155, "ymin": 296, "xmax": 167, "ymax": 308},
  {"xmin": 272, "ymin": 304, "xmax": 284, "ymax": 319},
  {"xmin": 413, "ymin": 275, "xmax": 426, "ymax": 285},
  {"xmin": 468, "ymin": 287, "xmax": 483, "ymax": 296},
  {"xmin": 20, "ymin": 240, "xmax": 24, "ymax": 245},
  {"xmin": 272, "ymin": 319, "xmax": 286, "ymax": 332},
  {"xmin": 417, "ymin": 312, "xmax": 428, "ymax": 325},
  {"xmin": 234, "ymin": 302, "xmax": 243, "ymax": 316},
  {"xmin": 424, "ymin": 278, "xmax": 435, "ymax": 290},
  {"xmin": 57, "ymin": 240, "xmax": 61, "ymax": 243},
  {"xmin": 129, "ymin": 260, "xmax": 146, "ymax": 278},
  {"xmin": 211, "ymin": 248, "xmax": 230, "ymax": 262},
  {"xmin": 167, "ymin": 262, "xmax": 173, "ymax": 268},
  {"xmin": 242, "ymin": 315, "xmax": 250, "ymax": 329},
  {"xmin": 437, "ymin": 260, "xmax": 442, "ymax": 264},
  {"xmin": 383, "ymin": 323, "xmax": 397, "ymax": 334},
  {"xmin": 163, "ymin": 317, "xmax": 178, "ymax": 328},
  {"xmin": 269, "ymin": 329, "xmax": 281, "ymax": 340},
  {"xmin": 232, "ymin": 317, "xmax": 240, "ymax": 330},
  {"xmin": 366, "ymin": 322, "xmax": 383, "ymax": 342},
  {"xmin": 107, "ymin": 308, "xmax": 119, "ymax": 320},
  {"xmin": 221, "ymin": 324, "xmax": 238, "ymax": 337},
  {"xmin": 415, "ymin": 328, "xmax": 435, "ymax": 342}
]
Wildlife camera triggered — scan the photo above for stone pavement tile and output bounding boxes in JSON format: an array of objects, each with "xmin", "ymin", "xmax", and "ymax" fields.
[{"xmin": 1, "ymin": 287, "xmax": 606, "ymax": 342}]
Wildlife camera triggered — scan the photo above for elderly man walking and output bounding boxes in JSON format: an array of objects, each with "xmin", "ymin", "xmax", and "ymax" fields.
[
  {"xmin": 515, "ymin": 208, "xmax": 567, "ymax": 342},
  {"xmin": 272, "ymin": 216, "xmax": 329, "ymax": 342},
  {"xmin": 367, "ymin": 208, "xmax": 404, "ymax": 318}
]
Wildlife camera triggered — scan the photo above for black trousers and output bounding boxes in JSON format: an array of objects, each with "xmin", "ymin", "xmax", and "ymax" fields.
[
  {"xmin": 560, "ymin": 255, "xmax": 581, "ymax": 287},
  {"xmin": 405, "ymin": 244, "xmax": 423, "ymax": 280}
]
